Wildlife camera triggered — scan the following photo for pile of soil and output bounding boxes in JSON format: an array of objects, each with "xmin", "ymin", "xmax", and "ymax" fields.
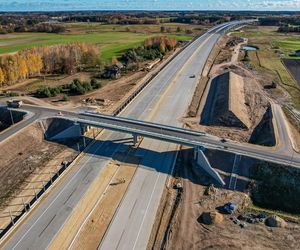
[
  {"xmin": 200, "ymin": 211, "xmax": 224, "ymax": 225},
  {"xmin": 200, "ymin": 71, "xmax": 250, "ymax": 129},
  {"xmin": 186, "ymin": 63, "xmax": 273, "ymax": 144},
  {"xmin": 265, "ymin": 215, "xmax": 287, "ymax": 228}
]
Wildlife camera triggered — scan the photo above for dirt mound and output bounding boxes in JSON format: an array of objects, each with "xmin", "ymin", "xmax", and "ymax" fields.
[
  {"xmin": 201, "ymin": 71, "xmax": 250, "ymax": 129},
  {"xmin": 249, "ymin": 106, "xmax": 276, "ymax": 146},
  {"xmin": 200, "ymin": 211, "xmax": 224, "ymax": 225},
  {"xmin": 265, "ymin": 215, "xmax": 287, "ymax": 228}
]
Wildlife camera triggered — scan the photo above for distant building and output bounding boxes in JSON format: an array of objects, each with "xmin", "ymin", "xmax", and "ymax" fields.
[{"xmin": 102, "ymin": 63, "xmax": 124, "ymax": 79}]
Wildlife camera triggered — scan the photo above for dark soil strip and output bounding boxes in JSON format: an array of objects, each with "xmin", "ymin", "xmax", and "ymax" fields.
[{"xmin": 282, "ymin": 59, "xmax": 300, "ymax": 88}]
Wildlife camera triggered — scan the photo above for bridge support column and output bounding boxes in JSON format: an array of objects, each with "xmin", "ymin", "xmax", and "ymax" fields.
[
  {"xmin": 194, "ymin": 146, "xmax": 225, "ymax": 186},
  {"xmin": 132, "ymin": 134, "xmax": 138, "ymax": 145}
]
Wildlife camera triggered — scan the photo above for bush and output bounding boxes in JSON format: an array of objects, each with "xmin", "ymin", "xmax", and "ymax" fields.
[
  {"xmin": 91, "ymin": 78, "xmax": 102, "ymax": 89},
  {"xmin": 37, "ymin": 87, "xmax": 52, "ymax": 98},
  {"xmin": 36, "ymin": 78, "xmax": 101, "ymax": 98},
  {"xmin": 6, "ymin": 92, "xmax": 20, "ymax": 97},
  {"xmin": 62, "ymin": 95, "xmax": 69, "ymax": 102}
]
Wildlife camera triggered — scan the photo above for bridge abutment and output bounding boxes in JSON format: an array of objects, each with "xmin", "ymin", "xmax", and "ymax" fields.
[{"xmin": 194, "ymin": 146, "xmax": 225, "ymax": 186}]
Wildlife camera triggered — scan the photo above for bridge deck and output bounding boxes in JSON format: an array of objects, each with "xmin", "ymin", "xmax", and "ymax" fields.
[{"xmin": 59, "ymin": 111, "xmax": 300, "ymax": 168}]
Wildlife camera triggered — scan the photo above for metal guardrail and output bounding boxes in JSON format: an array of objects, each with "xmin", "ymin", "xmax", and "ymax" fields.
[{"xmin": 82, "ymin": 112, "xmax": 206, "ymax": 136}]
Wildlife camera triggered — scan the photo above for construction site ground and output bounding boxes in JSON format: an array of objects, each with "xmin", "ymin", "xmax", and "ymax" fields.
[
  {"xmin": 185, "ymin": 34, "xmax": 272, "ymax": 144},
  {"xmin": 153, "ymin": 147, "xmax": 300, "ymax": 250}
]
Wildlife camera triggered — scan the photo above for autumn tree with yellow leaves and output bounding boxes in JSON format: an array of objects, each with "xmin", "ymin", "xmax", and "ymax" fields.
[{"xmin": 0, "ymin": 43, "xmax": 101, "ymax": 86}]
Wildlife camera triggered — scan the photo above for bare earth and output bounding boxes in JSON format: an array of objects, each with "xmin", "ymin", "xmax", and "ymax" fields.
[{"xmin": 164, "ymin": 149, "xmax": 300, "ymax": 250}]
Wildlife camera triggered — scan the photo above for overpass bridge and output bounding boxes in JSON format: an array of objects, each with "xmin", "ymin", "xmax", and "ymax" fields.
[{"xmin": 56, "ymin": 111, "xmax": 300, "ymax": 169}]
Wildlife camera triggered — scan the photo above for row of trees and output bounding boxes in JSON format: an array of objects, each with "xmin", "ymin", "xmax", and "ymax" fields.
[
  {"xmin": 0, "ymin": 22, "xmax": 65, "ymax": 34},
  {"xmin": 121, "ymin": 36, "xmax": 177, "ymax": 64},
  {"xmin": 0, "ymin": 43, "xmax": 101, "ymax": 86},
  {"xmin": 144, "ymin": 36, "xmax": 177, "ymax": 53},
  {"xmin": 259, "ymin": 17, "xmax": 300, "ymax": 27}
]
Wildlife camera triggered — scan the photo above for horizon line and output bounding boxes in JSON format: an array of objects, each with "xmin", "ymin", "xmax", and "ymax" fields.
[{"xmin": 1, "ymin": 9, "xmax": 300, "ymax": 13}]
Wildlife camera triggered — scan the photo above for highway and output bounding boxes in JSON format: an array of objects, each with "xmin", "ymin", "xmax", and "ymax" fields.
[{"xmin": 1, "ymin": 20, "xmax": 287, "ymax": 250}]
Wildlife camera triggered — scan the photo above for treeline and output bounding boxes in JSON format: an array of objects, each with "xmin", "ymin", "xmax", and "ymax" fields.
[
  {"xmin": 102, "ymin": 36, "xmax": 178, "ymax": 79},
  {"xmin": 62, "ymin": 12, "xmax": 170, "ymax": 24},
  {"xmin": 0, "ymin": 22, "xmax": 65, "ymax": 34},
  {"xmin": 170, "ymin": 15, "xmax": 229, "ymax": 25},
  {"xmin": 278, "ymin": 25, "xmax": 300, "ymax": 33},
  {"xmin": 0, "ymin": 13, "xmax": 66, "ymax": 34},
  {"xmin": 0, "ymin": 43, "xmax": 101, "ymax": 86},
  {"xmin": 250, "ymin": 162, "xmax": 300, "ymax": 214},
  {"xmin": 121, "ymin": 36, "xmax": 177, "ymax": 64},
  {"xmin": 259, "ymin": 17, "xmax": 300, "ymax": 26}
]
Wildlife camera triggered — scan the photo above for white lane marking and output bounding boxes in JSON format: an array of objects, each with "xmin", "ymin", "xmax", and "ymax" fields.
[
  {"xmin": 10, "ymin": 138, "xmax": 111, "ymax": 250},
  {"xmin": 132, "ymin": 172, "xmax": 161, "ymax": 250}
]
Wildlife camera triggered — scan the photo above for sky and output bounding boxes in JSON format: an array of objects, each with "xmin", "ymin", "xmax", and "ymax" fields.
[{"xmin": 1, "ymin": 0, "xmax": 300, "ymax": 11}]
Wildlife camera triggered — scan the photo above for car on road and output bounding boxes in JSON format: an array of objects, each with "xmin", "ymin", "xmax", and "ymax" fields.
[
  {"xmin": 7, "ymin": 100, "xmax": 23, "ymax": 108},
  {"xmin": 190, "ymin": 74, "xmax": 196, "ymax": 78},
  {"xmin": 57, "ymin": 112, "xmax": 63, "ymax": 116},
  {"xmin": 220, "ymin": 138, "xmax": 227, "ymax": 143}
]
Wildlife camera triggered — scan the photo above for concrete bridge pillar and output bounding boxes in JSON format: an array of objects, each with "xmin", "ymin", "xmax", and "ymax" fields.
[
  {"xmin": 194, "ymin": 146, "xmax": 225, "ymax": 186},
  {"xmin": 132, "ymin": 134, "xmax": 138, "ymax": 145}
]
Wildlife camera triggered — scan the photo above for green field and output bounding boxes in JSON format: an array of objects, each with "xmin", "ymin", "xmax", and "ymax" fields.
[
  {"xmin": 273, "ymin": 39, "xmax": 300, "ymax": 57},
  {"xmin": 0, "ymin": 23, "xmax": 195, "ymax": 61},
  {"xmin": 0, "ymin": 32, "xmax": 191, "ymax": 61}
]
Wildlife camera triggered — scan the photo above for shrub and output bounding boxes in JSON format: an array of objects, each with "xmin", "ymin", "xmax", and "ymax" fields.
[
  {"xmin": 7, "ymin": 92, "xmax": 20, "ymax": 97},
  {"xmin": 62, "ymin": 95, "xmax": 69, "ymax": 102}
]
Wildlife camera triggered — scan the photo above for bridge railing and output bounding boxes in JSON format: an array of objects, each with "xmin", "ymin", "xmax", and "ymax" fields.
[{"xmin": 81, "ymin": 112, "xmax": 206, "ymax": 137}]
